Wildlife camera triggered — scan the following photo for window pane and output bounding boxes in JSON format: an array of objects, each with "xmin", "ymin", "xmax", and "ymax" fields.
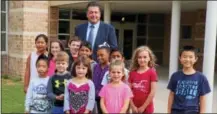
[
  {"xmin": 1, "ymin": 13, "xmax": 6, "ymax": 31},
  {"xmin": 138, "ymin": 14, "xmax": 147, "ymax": 23},
  {"xmin": 149, "ymin": 14, "xmax": 164, "ymax": 24},
  {"xmin": 137, "ymin": 38, "xmax": 146, "ymax": 47},
  {"xmin": 181, "ymin": 25, "xmax": 192, "ymax": 39},
  {"xmin": 123, "ymin": 29, "xmax": 133, "ymax": 60},
  {"xmin": 148, "ymin": 25, "xmax": 164, "ymax": 38},
  {"xmin": 59, "ymin": 9, "xmax": 70, "ymax": 19},
  {"xmin": 1, "ymin": 0, "xmax": 6, "ymax": 11},
  {"xmin": 123, "ymin": 14, "xmax": 136, "ymax": 22},
  {"xmin": 147, "ymin": 39, "xmax": 164, "ymax": 50},
  {"xmin": 1, "ymin": 33, "xmax": 6, "ymax": 51},
  {"xmin": 72, "ymin": 10, "xmax": 86, "ymax": 20},
  {"xmin": 154, "ymin": 52, "xmax": 163, "ymax": 64},
  {"xmin": 111, "ymin": 12, "xmax": 122, "ymax": 22},
  {"xmin": 58, "ymin": 21, "xmax": 70, "ymax": 34},
  {"xmin": 137, "ymin": 25, "xmax": 146, "ymax": 36}
]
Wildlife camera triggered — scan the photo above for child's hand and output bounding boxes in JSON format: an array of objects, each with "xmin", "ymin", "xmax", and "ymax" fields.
[
  {"xmin": 55, "ymin": 96, "xmax": 62, "ymax": 100},
  {"xmin": 65, "ymin": 111, "xmax": 70, "ymax": 114},
  {"xmin": 138, "ymin": 106, "xmax": 146, "ymax": 113},
  {"xmin": 24, "ymin": 86, "xmax": 28, "ymax": 93},
  {"xmin": 60, "ymin": 94, "xmax": 64, "ymax": 100},
  {"xmin": 131, "ymin": 105, "xmax": 138, "ymax": 113},
  {"xmin": 84, "ymin": 110, "xmax": 89, "ymax": 114}
]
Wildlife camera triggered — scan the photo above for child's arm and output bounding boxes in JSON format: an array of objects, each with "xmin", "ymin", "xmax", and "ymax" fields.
[
  {"xmin": 100, "ymin": 97, "xmax": 108, "ymax": 113},
  {"xmin": 138, "ymin": 81, "xmax": 157, "ymax": 113},
  {"xmin": 85, "ymin": 81, "xmax": 96, "ymax": 113},
  {"xmin": 120, "ymin": 98, "xmax": 130, "ymax": 113},
  {"xmin": 24, "ymin": 55, "xmax": 31, "ymax": 93},
  {"xmin": 200, "ymin": 94, "xmax": 207, "ymax": 113},
  {"xmin": 47, "ymin": 77, "xmax": 57, "ymax": 100},
  {"xmin": 167, "ymin": 91, "xmax": 174, "ymax": 113},
  {"xmin": 63, "ymin": 81, "xmax": 70, "ymax": 112},
  {"xmin": 25, "ymin": 81, "xmax": 33, "ymax": 113}
]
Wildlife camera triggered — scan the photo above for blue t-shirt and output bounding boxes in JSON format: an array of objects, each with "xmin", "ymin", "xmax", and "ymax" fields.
[{"xmin": 167, "ymin": 70, "xmax": 211, "ymax": 111}]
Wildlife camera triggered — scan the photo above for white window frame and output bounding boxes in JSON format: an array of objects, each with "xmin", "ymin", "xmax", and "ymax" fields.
[{"xmin": 1, "ymin": 0, "xmax": 8, "ymax": 55}]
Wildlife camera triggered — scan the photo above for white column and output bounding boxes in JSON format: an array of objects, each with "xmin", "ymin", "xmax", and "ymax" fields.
[
  {"xmin": 202, "ymin": 1, "xmax": 217, "ymax": 113},
  {"xmin": 104, "ymin": 2, "xmax": 111, "ymax": 24},
  {"xmin": 169, "ymin": 1, "xmax": 181, "ymax": 78}
]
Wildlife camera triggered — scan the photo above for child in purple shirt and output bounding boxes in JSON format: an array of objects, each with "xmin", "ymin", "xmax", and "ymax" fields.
[{"xmin": 93, "ymin": 42, "xmax": 110, "ymax": 114}]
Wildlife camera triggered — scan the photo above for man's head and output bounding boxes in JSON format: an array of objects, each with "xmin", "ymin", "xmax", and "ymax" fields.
[{"xmin": 86, "ymin": 2, "xmax": 101, "ymax": 24}]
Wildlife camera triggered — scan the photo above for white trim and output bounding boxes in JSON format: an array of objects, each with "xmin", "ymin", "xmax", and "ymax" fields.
[
  {"xmin": 58, "ymin": 33, "xmax": 70, "ymax": 36},
  {"xmin": 203, "ymin": 1, "xmax": 217, "ymax": 112},
  {"xmin": 9, "ymin": 32, "xmax": 48, "ymax": 36},
  {"xmin": 59, "ymin": 19, "xmax": 70, "ymax": 21},
  {"xmin": 10, "ymin": 8, "xmax": 48, "ymax": 13},
  {"xmin": 169, "ymin": 1, "xmax": 181, "ymax": 78}
]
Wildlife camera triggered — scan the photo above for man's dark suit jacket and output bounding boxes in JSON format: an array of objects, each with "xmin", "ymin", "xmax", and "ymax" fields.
[{"xmin": 75, "ymin": 21, "xmax": 118, "ymax": 61}]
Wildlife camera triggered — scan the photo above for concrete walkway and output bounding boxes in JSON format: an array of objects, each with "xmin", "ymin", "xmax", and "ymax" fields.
[{"xmin": 154, "ymin": 66, "xmax": 217, "ymax": 113}]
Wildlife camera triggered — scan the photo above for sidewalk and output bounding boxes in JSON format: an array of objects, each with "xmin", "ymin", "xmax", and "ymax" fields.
[{"xmin": 154, "ymin": 66, "xmax": 217, "ymax": 113}]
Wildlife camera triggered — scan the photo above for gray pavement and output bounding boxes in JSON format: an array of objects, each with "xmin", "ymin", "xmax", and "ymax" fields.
[{"xmin": 154, "ymin": 66, "xmax": 217, "ymax": 113}]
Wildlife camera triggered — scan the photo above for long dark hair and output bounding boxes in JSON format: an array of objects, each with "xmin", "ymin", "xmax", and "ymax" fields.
[
  {"xmin": 35, "ymin": 34, "xmax": 48, "ymax": 44},
  {"xmin": 71, "ymin": 56, "xmax": 92, "ymax": 79},
  {"xmin": 48, "ymin": 40, "xmax": 65, "ymax": 64}
]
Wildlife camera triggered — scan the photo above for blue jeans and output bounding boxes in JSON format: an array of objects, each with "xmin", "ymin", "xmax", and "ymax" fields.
[{"xmin": 51, "ymin": 106, "xmax": 64, "ymax": 114}]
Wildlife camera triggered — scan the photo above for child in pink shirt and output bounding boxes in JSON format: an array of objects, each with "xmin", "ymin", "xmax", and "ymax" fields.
[
  {"xmin": 47, "ymin": 40, "xmax": 64, "ymax": 76},
  {"xmin": 99, "ymin": 60, "xmax": 133, "ymax": 113}
]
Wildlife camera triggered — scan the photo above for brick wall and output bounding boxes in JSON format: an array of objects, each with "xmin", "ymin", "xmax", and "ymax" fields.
[
  {"xmin": 1, "ymin": 55, "xmax": 8, "ymax": 75},
  {"xmin": 7, "ymin": 1, "xmax": 49, "ymax": 79}
]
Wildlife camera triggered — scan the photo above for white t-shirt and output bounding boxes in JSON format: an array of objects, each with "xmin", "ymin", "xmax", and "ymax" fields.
[{"xmin": 25, "ymin": 76, "xmax": 51, "ymax": 113}]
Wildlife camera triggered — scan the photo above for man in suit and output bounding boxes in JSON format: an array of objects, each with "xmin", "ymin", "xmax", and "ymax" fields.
[{"xmin": 75, "ymin": 1, "xmax": 118, "ymax": 61}]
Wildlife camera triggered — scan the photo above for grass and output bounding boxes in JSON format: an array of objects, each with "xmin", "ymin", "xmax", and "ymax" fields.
[{"xmin": 2, "ymin": 78, "xmax": 25, "ymax": 113}]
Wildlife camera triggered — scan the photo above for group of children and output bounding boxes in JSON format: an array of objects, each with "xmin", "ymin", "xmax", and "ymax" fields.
[{"xmin": 24, "ymin": 34, "xmax": 211, "ymax": 114}]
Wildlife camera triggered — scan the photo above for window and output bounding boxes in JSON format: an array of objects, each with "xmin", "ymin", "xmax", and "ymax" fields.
[
  {"xmin": 72, "ymin": 10, "xmax": 86, "ymax": 20},
  {"xmin": 148, "ymin": 14, "xmax": 164, "ymax": 24},
  {"xmin": 181, "ymin": 25, "xmax": 192, "ymax": 39},
  {"xmin": 1, "ymin": 0, "xmax": 8, "ymax": 54},
  {"xmin": 58, "ymin": 9, "xmax": 70, "ymax": 48}
]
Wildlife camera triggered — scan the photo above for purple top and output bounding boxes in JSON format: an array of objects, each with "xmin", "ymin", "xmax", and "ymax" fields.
[{"xmin": 93, "ymin": 63, "xmax": 109, "ymax": 99}]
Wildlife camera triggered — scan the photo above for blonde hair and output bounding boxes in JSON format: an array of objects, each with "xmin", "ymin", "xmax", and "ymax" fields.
[
  {"xmin": 130, "ymin": 45, "xmax": 157, "ymax": 71},
  {"xmin": 109, "ymin": 60, "xmax": 126, "ymax": 82},
  {"xmin": 55, "ymin": 51, "xmax": 69, "ymax": 63}
]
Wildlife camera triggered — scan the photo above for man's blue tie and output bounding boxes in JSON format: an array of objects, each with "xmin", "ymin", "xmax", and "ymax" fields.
[{"xmin": 88, "ymin": 25, "xmax": 95, "ymax": 49}]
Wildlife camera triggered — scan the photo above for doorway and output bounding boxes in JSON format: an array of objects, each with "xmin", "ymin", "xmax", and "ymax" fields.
[{"xmin": 112, "ymin": 22, "xmax": 137, "ymax": 60}]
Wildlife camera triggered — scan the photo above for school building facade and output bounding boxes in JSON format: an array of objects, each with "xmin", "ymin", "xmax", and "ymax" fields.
[{"xmin": 1, "ymin": 0, "xmax": 217, "ymax": 112}]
